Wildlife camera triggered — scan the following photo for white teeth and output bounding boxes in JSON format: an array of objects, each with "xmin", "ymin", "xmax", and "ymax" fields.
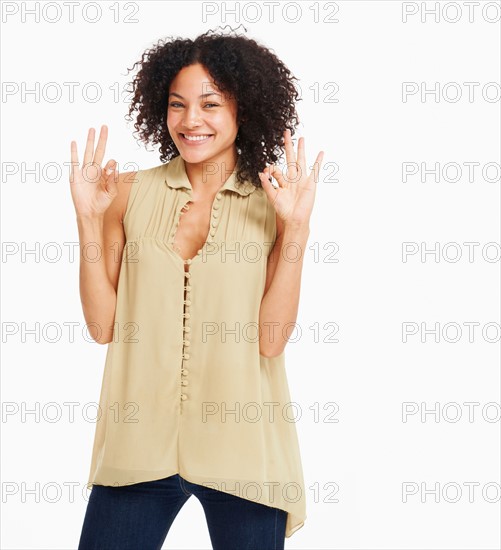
[{"xmin": 183, "ymin": 134, "xmax": 212, "ymax": 141}]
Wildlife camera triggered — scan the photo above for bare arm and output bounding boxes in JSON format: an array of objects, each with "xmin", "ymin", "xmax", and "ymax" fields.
[
  {"xmin": 70, "ymin": 125, "xmax": 135, "ymax": 344},
  {"xmin": 257, "ymin": 129, "xmax": 323, "ymax": 357},
  {"xmin": 77, "ymin": 171, "xmax": 134, "ymax": 344},
  {"xmin": 259, "ymin": 214, "xmax": 310, "ymax": 357}
]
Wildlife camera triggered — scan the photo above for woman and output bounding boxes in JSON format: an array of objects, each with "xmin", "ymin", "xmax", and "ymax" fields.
[{"xmin": 71, "ymin": 28, "xmax": 324, "ymax": 550}]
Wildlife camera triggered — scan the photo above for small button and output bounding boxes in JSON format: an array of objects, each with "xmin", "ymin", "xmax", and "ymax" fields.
[
  {"xmin": 212, "ymin": 212, "xmax": 219, "ymax": 218},
  {"xmin": 181, "ymin": 394, "xmax": 187, "ymax": 401},
  {"xmin": 183, "ymin": 353, "xmax": 190, "ymax": 359},
  {"xmin": 184, "ymin": 313, "xmax": 191, "ymax": 319},
  {"xmin": 213, "ymin": 204, "xmax": 220, "ymax": 210},
  {"xmin": 182, "ymin": 369, "xmax": 189, "ymax": 375},
  {"xmin": 185, "ymin": 259, "xmax": 192, "ymax": 265},
  {"xmin": 185, "ymin": 272, "xmax": 191, "ymax": 279},
  {"xmin": 184, "ymin": 300, "xmax": 192, "ymax": 306},
  {"xmin": 210, "ymin": 230, "xmax": 216, "ymax": 237},
  {"xmin": 196, "ymin": 249, "xmax": 203, "ymax": 255},
  {"xmin": 184, "ymin": 327, "xmax": 191, "ymax": 332},
  {"xmin": 183, "ymin": 340, "xmax": 190, "ymax": 346},
  {"xmin": 184, "ymin": 285, "xmax": 192, "ymax": 291},
  {"xmin": 216, "ymin": 193, "xmax": 222, "ymax": 200},
  {"xmin": 181, "ymin": 380, "xmax": 188, "ymax": 386},
  {"xmin": 211, "ymin": 221, "xmax": 217, "ymax": 228}
]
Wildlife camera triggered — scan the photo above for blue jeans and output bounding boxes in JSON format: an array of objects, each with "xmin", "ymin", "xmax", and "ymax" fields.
[{"xmin": 78, "ymin": 473, "xmax": 287, "ymax": 550}]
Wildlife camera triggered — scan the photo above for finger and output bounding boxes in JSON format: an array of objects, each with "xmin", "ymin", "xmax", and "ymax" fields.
[
  {"xmin": 103, "ymin": 158, "xmax": 117, "ymax": 177},
  {"xmin": 297, "ymin": 136, "xmax": 306, "ymax": 173},
  {"xmin": 284, "ymin": 129, "xmax": 299, "ymax": 181},
  {"xmin": 70, "ymin": 141, "xmax": 79, "ymax": 183},
  {"xmin": 284, "ymin": 128, "xmax": 296, "ymax": 167},
  {"xmin": 70, "ymin": 140, "xmax": 79, "ymax": 166},
  {"xmin": 93, "ymin": 125, "xmax": 108, "ymax": 167},
  {"xmin": 269, "ymin": 164, "xmax": 290, "ymax": 189},
  {"xmin": 258, "ymin": 167, "xmax": 279, "ymax": 199},
  {"xmin": 83, "ymin": 127, "xmax": 95, "ymax": 170},
  {"xmin": 105, "ymin": 160, "xmax": 119, "ymax": 197},
  {"xmin": 310, "ymin": 151, "xmax": 324, "ymax": 184}
]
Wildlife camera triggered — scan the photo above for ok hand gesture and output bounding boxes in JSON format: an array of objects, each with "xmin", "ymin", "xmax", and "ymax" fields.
[
  {"xmin": 258, "ymin": 129, "xmax": 324, "ymax": 229},
  {"xmin": 69, "ymin": 125, "xmax": 119, "ymax": 218}
]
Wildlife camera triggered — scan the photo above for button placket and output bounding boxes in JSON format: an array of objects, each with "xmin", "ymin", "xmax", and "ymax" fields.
[
  {"xmin": 176, "ymin": 191, "xmax": 223, "ymax": 407},
  {"xmin": 171, "ymin": 201, "xmax": 191, "ymax": 257},
  {"xmin": 196, "ymin": 192, "xmax": 223, "ymax": 255},
  {"xmin": 180, "ymin": 267, "xmax": 191, "ymax": 405}
]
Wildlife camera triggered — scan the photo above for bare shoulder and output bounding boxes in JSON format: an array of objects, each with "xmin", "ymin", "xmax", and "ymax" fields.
[{"xmin": 106, "ymin": 170, "xmax": 138, "ymax": 224}]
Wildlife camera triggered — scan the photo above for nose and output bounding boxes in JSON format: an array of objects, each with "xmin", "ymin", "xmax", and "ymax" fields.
[{"xmin": 182, "ymin": 105, "xmax": 203, "ymax": 128}]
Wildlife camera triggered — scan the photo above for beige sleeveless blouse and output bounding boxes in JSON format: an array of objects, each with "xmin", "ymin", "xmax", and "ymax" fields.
[{"xmin": 86, "ymin": 155, "xmax": 306, "ymax": 538}]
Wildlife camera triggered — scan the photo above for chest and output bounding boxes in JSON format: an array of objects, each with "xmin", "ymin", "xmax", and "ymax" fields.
[{"xmin": 172, "ymin": 197, "xmax": 215, "ymax": 270}]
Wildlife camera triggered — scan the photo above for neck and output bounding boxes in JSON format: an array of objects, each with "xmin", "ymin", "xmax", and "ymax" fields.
[{"xmin": 183, "ymin": 149, "xmax": 238, "ymax": 196}]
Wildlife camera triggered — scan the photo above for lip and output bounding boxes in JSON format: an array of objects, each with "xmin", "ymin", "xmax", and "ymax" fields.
[{"xmin": 179, "ymin": 133, "xmax": 214, "ymax": 146}]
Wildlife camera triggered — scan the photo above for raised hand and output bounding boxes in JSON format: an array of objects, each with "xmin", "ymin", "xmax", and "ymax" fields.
[
  {"xmin": 69, "ymin": 125, "xmax": 119, "ymax": 218},
  {"xmin": 258, "ymin": 129, "xmax": 324, "ymax": 228}
]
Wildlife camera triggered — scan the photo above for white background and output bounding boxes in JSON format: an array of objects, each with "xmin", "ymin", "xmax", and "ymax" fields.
[{"xmin": 1, "ymin": 0, "xmax": 500, "ymax": 549}]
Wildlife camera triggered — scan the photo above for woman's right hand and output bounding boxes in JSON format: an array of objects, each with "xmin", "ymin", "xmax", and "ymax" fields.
[{"xmin": 70, "ymin": 125, "xmax": 119, "ymax": 218}]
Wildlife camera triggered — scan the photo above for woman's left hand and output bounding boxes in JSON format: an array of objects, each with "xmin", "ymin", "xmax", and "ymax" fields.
[{"xmin": 258, "ymin": 129, "xmax": 324, "ymax": 229}]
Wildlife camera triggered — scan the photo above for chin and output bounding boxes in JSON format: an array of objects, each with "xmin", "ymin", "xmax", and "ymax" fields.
[{"xmin": 179, "ymin": 150, "xmax": 215, "ymax": 164}]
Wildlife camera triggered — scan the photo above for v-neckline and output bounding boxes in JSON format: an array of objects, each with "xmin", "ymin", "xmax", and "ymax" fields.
[{"xmin": 169, "ymin": 191, "xmax": 223, "ymax": 270}]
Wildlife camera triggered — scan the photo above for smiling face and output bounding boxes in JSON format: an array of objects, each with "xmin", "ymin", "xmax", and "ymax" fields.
[{"xmin": 167, "ymin": 63, "xmax": 239, "ymax": 169}]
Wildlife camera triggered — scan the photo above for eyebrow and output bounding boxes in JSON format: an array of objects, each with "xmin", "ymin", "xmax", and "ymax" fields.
[{"xmin": 168, "ymin": 92, "xmax": 222, "ymax": 99}]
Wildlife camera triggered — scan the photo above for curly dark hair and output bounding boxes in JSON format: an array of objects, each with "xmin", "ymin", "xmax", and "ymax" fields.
[{"xmin": 124, "ymin": 26, "xmax": 301, "ymax": 188}]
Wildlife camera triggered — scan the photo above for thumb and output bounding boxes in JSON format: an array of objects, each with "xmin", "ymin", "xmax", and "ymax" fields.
[
  {"xmin": 104, "ymin": 160, "xmax": 119, "ymax": 198},
  {"xmin": 258, "ymin": 168, "xmax": 277, "ymax": 201}
]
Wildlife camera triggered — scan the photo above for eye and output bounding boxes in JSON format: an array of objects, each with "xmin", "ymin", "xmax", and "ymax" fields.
[{"xmin": 169, "ymin": 102, "xmax": 219, "ymax": 109}]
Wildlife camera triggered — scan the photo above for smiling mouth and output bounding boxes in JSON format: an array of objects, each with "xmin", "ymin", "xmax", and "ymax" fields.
[{"xmin": 179, "ymin": 133, "xmax": 214, "ymax": 143}]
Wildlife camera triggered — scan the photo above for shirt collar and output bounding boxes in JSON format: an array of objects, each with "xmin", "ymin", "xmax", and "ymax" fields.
[{"xmin": 164, "ymin": 155, "xmax": 256, "ymax": 197}]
